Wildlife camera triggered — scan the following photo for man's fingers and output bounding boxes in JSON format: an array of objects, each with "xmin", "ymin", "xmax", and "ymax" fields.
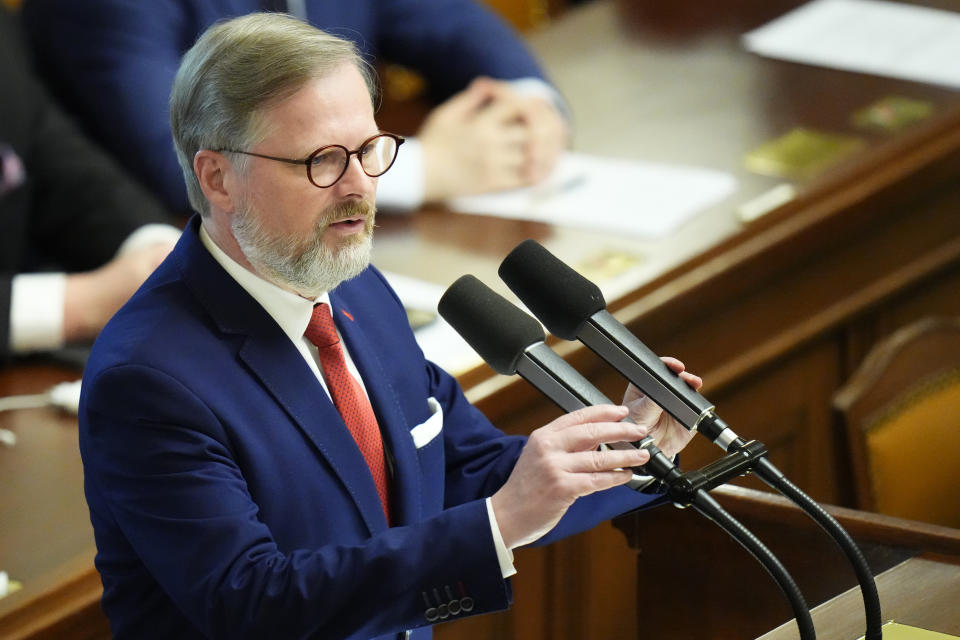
[
  {"xmin": 553, "ymin": 419, "xmax": 649, "ymax": 453},
  {"xmin": 545, "ymin": 404, "xmax": 630, "ymax": 432},
  {"xmin": 514, "ymin": 97, "xmax": 567, "ymax": 183},
  {"xmin": 475, "ymin": 94, "xmax": 528, "ymax": 128},
  {"xmin": 679, "ymin": 371, "xmax": 703, "ymax": 391},
  {"xmin": 660, "ymin": 356, "xmax": 703, "ymax": 391},
  {"xmin": 582, "ymin": 469, "xmax": 638, "ymax": 494},
  {"xmin": 567, "ymin": 447, "xmax": 651, "ymax": 474},
  {"xmin": 432, "ymin": 78, "xmax": 504, "ymax": 122},
  {"xmin": 661, "ymin": 356, "xmax": 684, "ymax": 372}
]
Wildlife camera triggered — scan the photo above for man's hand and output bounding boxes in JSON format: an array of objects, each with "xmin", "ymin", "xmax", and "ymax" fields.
[
  {"xmin": 492, "ymin": 358, "xmax": 703, "ymax": 550},
  {"xmin": 623, "ymin": 357, "xmax": 703, "ymax": 459},
  {"xmin": 419, "ymin": 76, "xmax": 568, "ymax": 201},
  {"xmin": 491, "ymin": 404, "xmax": 651, "ymax": 550},
  {"xmin": 63, "ymin": 241, "xmax": 174, "ymax": 342}
]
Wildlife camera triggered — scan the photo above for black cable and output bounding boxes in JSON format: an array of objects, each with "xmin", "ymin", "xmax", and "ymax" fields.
[
  {"xmin": 691, "ymin": 489, "xmax": 817, "ymax": 640},
  {"xmin": 753, "ymin": 457, "xmax": 883, "ymax": 640}
]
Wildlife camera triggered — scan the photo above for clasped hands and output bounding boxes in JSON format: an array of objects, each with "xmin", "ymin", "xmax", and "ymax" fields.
[
  {"xmin": 492, "ymin": 358, "xmax": 702, "ymax": 549},
  {"xmin": 419, "ymin": 76, "xmax": 568, "ymax": 202}
]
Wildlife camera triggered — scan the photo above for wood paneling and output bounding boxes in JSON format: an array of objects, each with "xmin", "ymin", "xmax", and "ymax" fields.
[{"xmin": 616, "ymin": 486, "xmax": 960, "ymax": 638}]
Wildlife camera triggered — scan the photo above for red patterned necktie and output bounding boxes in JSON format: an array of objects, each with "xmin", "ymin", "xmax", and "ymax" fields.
[{"xmin": 304, "ymin": 303, "xmax": 391, "ymax": 522}]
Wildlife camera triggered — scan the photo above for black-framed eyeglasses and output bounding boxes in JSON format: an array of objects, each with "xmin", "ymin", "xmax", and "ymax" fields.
[{"xmin": 217, "ymin": 132, "xmax": 404, "ymax": 188}]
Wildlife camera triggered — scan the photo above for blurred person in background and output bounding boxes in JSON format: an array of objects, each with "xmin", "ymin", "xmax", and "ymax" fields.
[
  {"xmin": 0, "ymin": 7, "xmax": 179, "ymax": 363},
  {"xmin": 22, "ymin": 0, "xmax": 570, "ymax": 215}
]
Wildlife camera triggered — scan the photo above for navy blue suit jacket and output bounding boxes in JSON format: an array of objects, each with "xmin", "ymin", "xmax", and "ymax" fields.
[
  {"xmin": 79, "ymin": 216, "xmax": 660, "ymax": 639},
  {"xmin": 23, "ymin": 0, "xmax": 549, "ymax": 213}
]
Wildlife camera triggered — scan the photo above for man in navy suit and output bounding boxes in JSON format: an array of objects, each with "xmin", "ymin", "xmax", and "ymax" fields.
[
  {"xmin": 80, "ymin": 13, "xmax": 699, "ymax": 639},
  {"xmin": 23, "ymin": 0, "xmax": 568, "ymax": 215}
]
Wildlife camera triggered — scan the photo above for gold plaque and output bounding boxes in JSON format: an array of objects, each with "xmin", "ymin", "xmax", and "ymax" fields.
[
  {"xmin": 405, "ymin": 307, "xmax": 437, "ymax": 331},
  {"xmin": 859, "ymin": 621, "xmax": 960, "ymax": 639},
  {"xmin": 575, "ymin": 250, "xmax": 643, "ymax": 284},
  {"xmin": 744, "ymin": 128, "xmax": 865, "ymax": 180},
  {"xmin": 853, "ymin": 95, "xmax": 933, "ymax": 133},
  {"xmin": 0, "ymin": 576, "xmax": 22, "ymax": 600}
]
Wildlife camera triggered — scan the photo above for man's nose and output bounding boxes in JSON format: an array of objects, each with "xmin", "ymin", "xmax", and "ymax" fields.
[{"xmin": 334, "ymin": 154, "xmax": 375, "ymax": 194}]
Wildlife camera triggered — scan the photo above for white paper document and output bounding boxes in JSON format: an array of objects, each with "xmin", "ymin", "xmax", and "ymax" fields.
[
  {"xmin": 446, "ymin": 152, "xmax": 737, "ymax": 239},
  {"xmin": 743, "ymin": 0, "xmax": 960, "ymax": 89}
]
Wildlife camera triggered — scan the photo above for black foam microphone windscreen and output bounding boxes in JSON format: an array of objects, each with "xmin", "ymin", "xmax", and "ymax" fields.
[
  {"xmin": 437, "ymin": 274, "xmax": 545, "ymax": 375},
  {"xmin": 498, "ymin": 239, "xmax": 604, "ymax": 340}
]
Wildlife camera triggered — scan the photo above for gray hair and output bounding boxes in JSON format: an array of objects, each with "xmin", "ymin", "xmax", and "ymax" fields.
[{"xmin": 170, "ymin": 12, "xmax": 377, "ymax": 215}]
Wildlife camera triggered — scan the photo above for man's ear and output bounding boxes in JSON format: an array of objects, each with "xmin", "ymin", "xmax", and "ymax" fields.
[{"xmin": 194, "ymin": 150, "xmax": 238, "ymax": 213}]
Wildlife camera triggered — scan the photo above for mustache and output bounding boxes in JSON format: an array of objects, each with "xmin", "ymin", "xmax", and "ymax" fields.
[{"xmin": 323, "ymin": 199, "xmax": 376, "ymax": 224}]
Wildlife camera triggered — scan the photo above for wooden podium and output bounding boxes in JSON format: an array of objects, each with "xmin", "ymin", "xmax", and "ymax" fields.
[{"xmin": 615, "ymin": 485, "xmax": 960, "ymax": 639}]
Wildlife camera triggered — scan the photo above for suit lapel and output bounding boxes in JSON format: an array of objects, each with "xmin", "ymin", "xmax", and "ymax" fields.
[
  {"xmin": 237, "ymin": 335, "xmax": 389, "ymax": 534},
  {"xmin": 328, "ymin": 292, "xmax": 422, "ymax": 528},
  {"xmin": 176, "ymin": 217, "xmax": 388, "ymax": 535}
]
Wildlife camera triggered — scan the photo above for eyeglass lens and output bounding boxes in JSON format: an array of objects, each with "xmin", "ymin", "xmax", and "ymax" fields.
[{"xmin": 309, "ymin": 135, "xmax": 397, "ymax": 187}]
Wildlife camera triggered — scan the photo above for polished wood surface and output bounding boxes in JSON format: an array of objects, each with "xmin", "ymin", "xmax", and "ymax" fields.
[
  {"xmin": 0, "ymin": 364, "xmax": 107, "ymax": 640},
  {"xmin": 4, "ymin": 0, "xmax": 960, "ymax": 638},
  {"xmin": 759, "ymin": 555, "xmax": 960, "ymax": 639},
  {"xmin": 616, "ymin": 485, "xmax": 960, "ymax": 639}
]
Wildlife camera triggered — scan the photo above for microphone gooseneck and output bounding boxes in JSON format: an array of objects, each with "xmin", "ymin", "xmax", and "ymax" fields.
[
  {"xmin": 498, "ymin": 239, "xmax": 881, "ymax": 640},
  {"xmin": 439, "ymin": 272, "xmax": 817, "ymax": 639}
]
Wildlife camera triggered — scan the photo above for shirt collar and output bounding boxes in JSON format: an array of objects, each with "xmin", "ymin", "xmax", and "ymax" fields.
[{"xmin": 199, "ymin": 223, "xmax": 329, "ymax": 343}]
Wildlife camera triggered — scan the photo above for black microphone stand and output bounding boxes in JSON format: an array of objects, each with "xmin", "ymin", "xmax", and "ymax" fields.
[
  {"xmin": 493, "ymin": 239, "xmax": 878, "ymax": 637},
  {"xmin": 694, "ymin": 417, "xmax": 883, "ymax": 640},
  {"xmin": 435, "ymin": 274, "xmax": 818, "ymax": 639},
  {"xmin": 510, "ymin": 349, "xmax": 817, "ymax": 640},
  {"xmin": 665, "ymin": 432, "xmax": 882, "ymax": 640},
  {"xmin": 659, "ymin": 441, "xmax": 816, "ymax": 640}
]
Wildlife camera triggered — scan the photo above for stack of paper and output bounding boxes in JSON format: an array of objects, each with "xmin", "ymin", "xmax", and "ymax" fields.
[{"xmin": 743, "ymin": 0, "xmax": 960, "ymax": 88}]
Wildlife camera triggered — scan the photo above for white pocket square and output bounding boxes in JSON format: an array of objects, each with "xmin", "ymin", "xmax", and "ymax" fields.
[{"xmin": 410, "ymin": 397, "xmax": 443, "ymax": 448}]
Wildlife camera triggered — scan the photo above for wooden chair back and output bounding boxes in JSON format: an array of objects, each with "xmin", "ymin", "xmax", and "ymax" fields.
[{"xmin": 834, "ymin": 317, "xmax": 960, "ymax": 527}]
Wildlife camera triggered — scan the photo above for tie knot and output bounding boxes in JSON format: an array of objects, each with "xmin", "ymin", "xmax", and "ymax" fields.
[{"xmin": 305, "ymin": 303, "xmax": 339, "ymax": 349}]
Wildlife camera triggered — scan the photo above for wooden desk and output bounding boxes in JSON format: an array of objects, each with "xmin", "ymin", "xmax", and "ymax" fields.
[
  {"xmin": 4, "ymin": 0, "xmax": 960, "ymax": 639},
  {"xmin": 0, "ymin": 364, "xmax": 106, "ymax": 640},
  {"xmin": 759, "ymin": 555, "xmax": 960, "ymax": 639}
]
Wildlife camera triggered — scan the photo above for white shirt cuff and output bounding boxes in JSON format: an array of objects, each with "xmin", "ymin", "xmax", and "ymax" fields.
[
  {"xmin": 485, "ymin": 497, "xmax": 517, "ymax": 579},
  {"xmin": 116, "ymin": 223, "xmax": 182, "ymax": 256},
  {"xmin": 375, "ymin": 136, "xmax": 425, "ymax": 212},
  {"xmin": 9, "ymin": 272, "xmax": 67, "ymax": 353}
]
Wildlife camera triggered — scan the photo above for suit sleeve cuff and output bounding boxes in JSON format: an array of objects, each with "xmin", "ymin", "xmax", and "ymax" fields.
[
  {"xmin": 9, "ymin": 272, "xmax": 67, "ymax": 353},
  {"xmin": 485, "ymin": 497, "xmax": 516, "ymax": 578}
]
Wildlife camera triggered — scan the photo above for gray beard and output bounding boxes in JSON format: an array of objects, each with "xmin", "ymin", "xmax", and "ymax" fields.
[{"xmin": 232, "ymin": 200, "xmax": 374, "ymax": 298}]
